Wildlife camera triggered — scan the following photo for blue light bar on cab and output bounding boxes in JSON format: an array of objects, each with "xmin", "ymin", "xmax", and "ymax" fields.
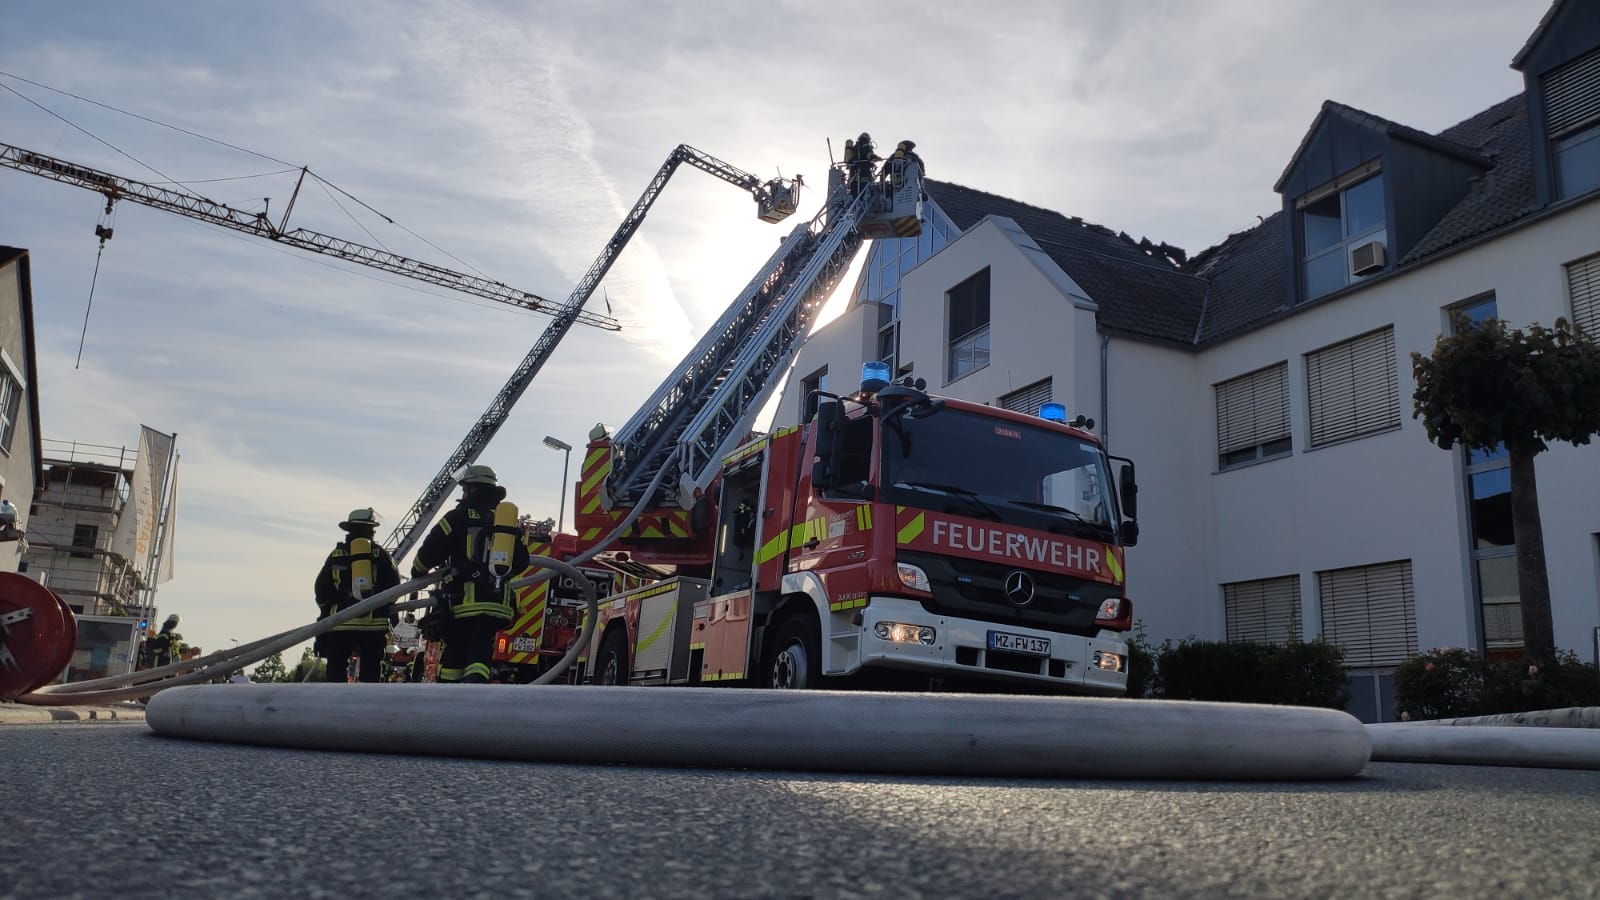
[
  {"xmin": 861, "ymin": 360, "xmax": 891, "ymax": 393},
  {"xmin": 1039, "ymin": 402, "xmax": 1068, "ymax": 423}
]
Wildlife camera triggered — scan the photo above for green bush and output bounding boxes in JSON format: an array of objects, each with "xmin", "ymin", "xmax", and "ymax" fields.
[
  {"xmin": 1395, "ymin": 648, "xmax": 1600, "ymax": 720},
  {"xmin": 1393, "ymin": 648, "xmax": 1484, "ymax": 719},
  {"xmin": 1146, "ymin": 636, "xmax": 1348, "ymax": 709},
  {"xmin": 1124, "ymin": 622, "xmax": 1158, "ymax": 699}
]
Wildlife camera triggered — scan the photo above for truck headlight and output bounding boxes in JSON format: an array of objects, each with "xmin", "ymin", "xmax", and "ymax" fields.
[
  {"xmin": 873, "ymin": 621, "xmax": 936, "ymax": 645},
  {"xmin": 1095, "ymin": 598, "xmax": 1123, "ymax": 621},
  {"xmin": 1093, "ymin": 650, "xmax": 1125, "ymax": 672},
  {"xmin": 896, "ymin": 563, "xmax": 931, "ymax": 592}
]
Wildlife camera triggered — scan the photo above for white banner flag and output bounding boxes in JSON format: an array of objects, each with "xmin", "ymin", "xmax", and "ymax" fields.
[
  {"xmin": 110, "ymin": 426, "xmax": 175, "ymax": 573},
  {"xmin": 155, "ymin": 460, "xmax": 177, "ymax": 583}
]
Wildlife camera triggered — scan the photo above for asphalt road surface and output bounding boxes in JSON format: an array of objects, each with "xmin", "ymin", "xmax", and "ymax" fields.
[{"xmin": 3, "ymin": 724, "xmax": 1598, "ymax": 899}]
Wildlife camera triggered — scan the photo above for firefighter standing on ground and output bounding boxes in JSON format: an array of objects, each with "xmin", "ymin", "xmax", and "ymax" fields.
[
  {"xmin": 314, "ymin": 508, "xmax": 401, "ymax": 683},
  {"xmin": 410, "ymin": 465, "xmax": 529, "ymax": 684},
  {"xmin": 142, "ymin": 614, "xmax": 184, "ymax": 669}
]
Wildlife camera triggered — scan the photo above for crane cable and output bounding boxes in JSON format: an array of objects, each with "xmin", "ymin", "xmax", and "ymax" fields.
[{"xmin": 74, "ymin": 204, "xmax": 117, "ymax": 368}]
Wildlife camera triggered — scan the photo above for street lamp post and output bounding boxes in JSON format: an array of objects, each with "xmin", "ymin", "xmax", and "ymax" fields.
[{"xmin": 543, "ymin": 436, "xmax": 573, "ymax": 532}]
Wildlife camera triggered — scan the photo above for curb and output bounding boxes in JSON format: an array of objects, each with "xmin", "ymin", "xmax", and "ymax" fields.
[{"xmin": 0, "ymin": 702, "xmax": 147, "ymax": 725}]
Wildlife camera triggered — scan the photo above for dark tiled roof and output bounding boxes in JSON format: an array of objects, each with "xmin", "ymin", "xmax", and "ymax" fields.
[
  {"xmin": 923, "ymin": 180, "xmax": 1208, "ymax": 346},
  {"xmin": 1274, "ymin": 100, "xmax": 1489, "ymax": 191},
  {"xmin": 920, "ymin": 90, "xmax": 1558, "ymax": 351},
  {"xmin": 1193, "ymin": 94, "xmax": 1535, "ymax": 345},
  {"xmin": 1402, "ymin": 96, "xmax": 1533, "ymax": 262},
  {"xmin": 1188, "ymin": 214, "xmax": 1288, "ymax": 345}
]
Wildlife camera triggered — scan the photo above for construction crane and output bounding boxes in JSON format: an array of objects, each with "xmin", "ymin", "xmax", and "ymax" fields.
[
  {"xmin": 0, "ymin": 141, "xmax": 620, "ymax": 330},
  {"xmin": 380, "ymin": 144, "xmax": 801, "ymax": 559}
]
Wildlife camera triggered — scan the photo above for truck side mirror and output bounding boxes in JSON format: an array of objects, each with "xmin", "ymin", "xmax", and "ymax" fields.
[
  {"xmin": 811, "ymin": 399, "xmax": 845, "ymax": 489},
  {"xmin": 1118, "ymin": 462, "xmax": 1138, "ymax": 522}
]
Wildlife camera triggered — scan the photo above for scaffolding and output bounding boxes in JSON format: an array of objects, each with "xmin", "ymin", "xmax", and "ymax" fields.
[{"xmin": 20, "ymin": 439, "xmax": 161, "ymax": 621}]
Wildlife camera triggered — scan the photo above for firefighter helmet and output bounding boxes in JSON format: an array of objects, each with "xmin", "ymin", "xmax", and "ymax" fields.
[
  {"xmin": 858, "ymin": 132, "xmax": 871, "ymax": 144},
  {"xmin": 897, "ymin": 140, "xmax": 915, "ymax": 151},
  {"xmin": 164, "ymin": 613, "xmax": 180, "ymax": 627},
  {"xmin": 459, "ymin": 465, "xmax": 499, "ymax": 486},
  {"xmin": 339, "ymin": 508, "xmax": 382, "ymax": 531}
]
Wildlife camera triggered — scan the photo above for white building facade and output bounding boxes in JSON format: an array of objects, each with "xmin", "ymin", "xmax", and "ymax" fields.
[{"xmin": 775, "ymin": 1, "xmax": 1600, "ymax": 720}]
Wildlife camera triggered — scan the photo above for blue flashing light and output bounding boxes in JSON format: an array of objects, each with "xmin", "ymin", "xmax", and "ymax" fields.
[
  {"xmin": 861, "ymin": 360, "xmax": 891, "ymax": 393},
  {"xmin": 1039, "ymin": 402, "xmax": 1068, "ymax": 423},
  {"xmin": 138, "ymin": 618, "xmax": 149, "ymax": 630}
]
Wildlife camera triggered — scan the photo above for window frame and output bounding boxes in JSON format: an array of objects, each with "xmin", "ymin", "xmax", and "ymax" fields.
[
  {"xmin": 1214, "ymin": 362, "xmax": 1292, "ymax": 471},
  {"xmin": 0, "ymin": 351, "xmax": 22, "ymax": 457},
  {"xmin": 1297, "ymin": 163, "xmax": 1388, "ymax": 301},
  {"xmin": 799, "ymin": 366, "xmax": 829, "ymax": 423},
  {"xmin": 1223, "ymin": 575, "xmax": 1302, "ymax": 645},
  {"xmin": 1317, "ymin": 559, "xmax": 1418, "ymax": 668},
  {"xmin": 1304, "ymin": 326, "xmax": 1400, "ymax": 449},
  {"xmin": 945, "ymin": 267, "xmax": 991, "ymax": 384}
]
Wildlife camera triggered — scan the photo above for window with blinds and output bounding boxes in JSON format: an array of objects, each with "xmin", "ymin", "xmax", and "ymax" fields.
[
  {"xmin": 1224, "ymin": 575, "xmax": 1301, "ymax": 645},
  {"xmin": 1000, "ymin": 378, "xmax": 1052, "ymax": 417},
  {"xmin": 1317, "ymin": 560, "xmax": 1417, "ymax": 668},
  {"xmin": 1215, "ymin": 362, "xmax": 1291, "ymax": 469},
  {"xmin": 1544, "ymin": 48, "xmax": 1600, "ymax": 139},
  {"xmin": 1545, "ymin": 48, "xmax": 1600, "ymax": 199},
  {"xmin": 1306, "ymin": 327, "xmax": 1398, "ymax": 448},
  {"xmin": 1568, "ymin": 252, "xmax": 1600, "ymax": 338}
]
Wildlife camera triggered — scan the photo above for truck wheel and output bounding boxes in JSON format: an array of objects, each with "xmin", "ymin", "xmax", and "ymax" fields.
[
  {"xmin": 597, "ymin": 630, "xmax": 629, "ymax": 686},
  {"xmin": 765, "ymin": 615, "xmax": 819, "ymax": 690}
]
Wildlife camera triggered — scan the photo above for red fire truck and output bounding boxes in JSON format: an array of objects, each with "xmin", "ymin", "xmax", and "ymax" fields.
[
  {"xmin": 490, "ymin": 528, "xmax": 661, "ymax": 682},
  {"xmin": 503, "ymin": 144, "xmax": 1138, "ymax": 694},
  {"xmin": 568, "ymin": 373, "xmax": 1139, "ymax": 694}
]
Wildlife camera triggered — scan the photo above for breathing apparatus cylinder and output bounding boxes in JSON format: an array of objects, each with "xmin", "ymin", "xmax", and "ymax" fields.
[
  {"xmin": 487, "ymin": 501, "xmax": 520, "ymax": 587},
  {"xmin": 349, "ymin": 537, "xmax": 375, "ymax": 599}
]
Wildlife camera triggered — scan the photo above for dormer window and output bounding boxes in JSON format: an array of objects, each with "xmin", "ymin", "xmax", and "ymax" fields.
[
  {"xmin": 1299, "ymin": 167, "xmax": 1387, "ymax": 300},
  {"xmin": 1544, "ymin": 47, "xmax": 1600, "ymax": 200}
]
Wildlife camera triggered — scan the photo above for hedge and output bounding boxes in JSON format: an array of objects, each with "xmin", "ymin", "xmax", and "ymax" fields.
[{"xmin": 1394, "ymin": 648, "xmax": 1600, "ymax": 720}]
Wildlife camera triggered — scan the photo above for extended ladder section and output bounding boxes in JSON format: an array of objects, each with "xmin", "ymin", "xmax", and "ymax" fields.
[
  {"xmin": 605, "ymin": 160, "xmax": 924, "ymax": 510},
  {"xmin": 384, "ymin": 145, "xmax": 796, "ymax": 558}
]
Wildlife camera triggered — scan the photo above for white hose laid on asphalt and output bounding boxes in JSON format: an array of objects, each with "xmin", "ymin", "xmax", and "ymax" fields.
[
  {"xmin": 1367, "ymin": 723, "xmax": 1600, "ymax": 770},
  {"xmin": 147, "ymin": 685, "xmax": 1374, "ymax": 780},
  {"xmin": 16, "ymin": 573, "xmax": 445, "ymax": 705}
]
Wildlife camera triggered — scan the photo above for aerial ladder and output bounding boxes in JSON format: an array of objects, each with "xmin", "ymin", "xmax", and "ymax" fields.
[
  {"xmin": 596, "ymin": 154, "xmax": 925, "ymax": 520},
  {"xmin": 0, "ymin": 141, "xmax": 618, "ymax": 330},
  {"xmin": 381, "ymin": 145, "xmax": 801, "ymax": 559}
]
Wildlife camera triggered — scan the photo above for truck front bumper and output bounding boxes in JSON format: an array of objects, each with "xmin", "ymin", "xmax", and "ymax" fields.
[{"xmin": 851, "ymin": 597, "xmax": 1128, "ymax": 695}]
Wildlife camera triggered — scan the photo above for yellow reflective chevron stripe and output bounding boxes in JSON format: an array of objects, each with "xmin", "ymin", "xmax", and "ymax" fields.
[
  {"xmin": 688, "ymin": 642, "xmax": 706, "ymax": 651},
  {"xmin": 583, "ymin": 447, "xmax": 606, "ymax": 470},
  {"xmin": 1104, "ymin": 546, "xmax": 1124, "ymax": 583},
  {"xmin": 828, "ymin": 597, "xmax": 869, "ymax": 612},
  {"xmin": 701, "ymin": 671, "xmax": 744, "ymax": 682},
  {"xmin": 896, "ymin": 511, "xmax": 925, "ymax": 544},
  {"xmin": 862, "ymin": 505, "xmax": 872, "ymax": 530},
  {"xmin": 581, "ymin": 494, "xmax": 602, "ymax": 514},
  {"xmin": 582, "ymin": 527, "xmax": 602, "ymax": 541},
  {"xmin": 755, "ymin": 531, "xmax": 787, "ymax": 565},
  {"xmin": 580, "ymin": 465, "xmax": 608, "ymax": 500}
]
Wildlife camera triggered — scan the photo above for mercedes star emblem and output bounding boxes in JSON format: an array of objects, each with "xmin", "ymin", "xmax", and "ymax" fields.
[{"xmin": 1003, "ymin": 570, "xmax": 1035, "ymax": 607}]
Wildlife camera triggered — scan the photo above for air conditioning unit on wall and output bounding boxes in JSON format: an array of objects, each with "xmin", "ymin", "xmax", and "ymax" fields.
[{"xmin": 1350, "ymin": 240, "xmax": 1386, "ymax": 276}]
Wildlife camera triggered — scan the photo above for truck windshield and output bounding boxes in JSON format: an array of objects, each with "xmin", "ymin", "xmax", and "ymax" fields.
[{"xmin": 879, "ymin": 409, "xmax": 1118, "ymax": 540}]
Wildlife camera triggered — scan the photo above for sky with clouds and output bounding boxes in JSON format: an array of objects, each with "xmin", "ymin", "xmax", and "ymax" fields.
[{"xmin": 1, "ymin": 0, "xmax": 1553, "ymax": 663}]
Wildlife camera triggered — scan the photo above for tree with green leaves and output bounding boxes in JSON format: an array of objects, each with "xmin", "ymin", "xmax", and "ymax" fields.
[
  {"xmin": 288, "ymin": 646, "xmax": 326, "ymax": 682},
  {"xmin": 251, "ymin": 651, "xmax": 289, "ymax": 683},
  {"xmin": 1411, "ymin": 315, "xmax": 1600, "ymax": 661}
]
